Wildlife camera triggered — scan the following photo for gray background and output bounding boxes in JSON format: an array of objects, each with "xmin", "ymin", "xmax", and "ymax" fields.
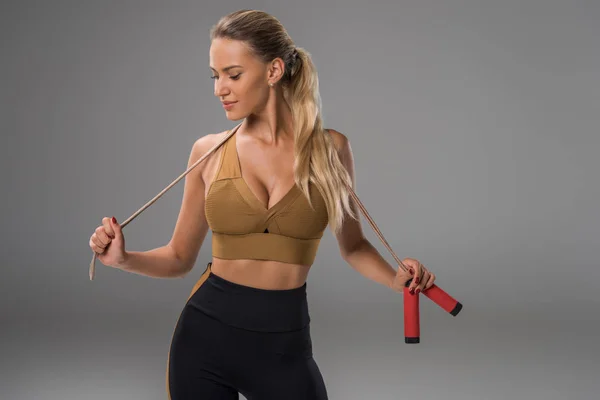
[{"xmin": 3, "ymin": 0, "xmax": 599, "ymax": 399}]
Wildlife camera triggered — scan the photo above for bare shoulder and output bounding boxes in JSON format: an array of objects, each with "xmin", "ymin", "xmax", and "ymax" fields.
[
  {"xmin": 324, "ymin": 128, "xmax": 352, "ymax": 161},
  {"xmin": 189, "ymin": 129, "xmax": 230, "ymax": 163},
  {"xmin": 187, "ymin": 129, "xmax": 232, "ymax": 180}
]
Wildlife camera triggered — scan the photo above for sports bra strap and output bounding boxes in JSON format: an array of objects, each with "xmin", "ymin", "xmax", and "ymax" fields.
[{"xmin": 212, "ymin": 124, "xmax": 242, "ymax": 181}]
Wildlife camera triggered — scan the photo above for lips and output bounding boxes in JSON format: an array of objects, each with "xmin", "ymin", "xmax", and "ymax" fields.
[{"xmin": 222, "ymin": 101, "xmax": 236, "ymax": 111}]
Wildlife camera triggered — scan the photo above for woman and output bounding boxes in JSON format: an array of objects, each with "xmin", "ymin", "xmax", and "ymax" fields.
[{"xmin": 88, "ymin": 9, "xmax": 436, "ymax": 399}]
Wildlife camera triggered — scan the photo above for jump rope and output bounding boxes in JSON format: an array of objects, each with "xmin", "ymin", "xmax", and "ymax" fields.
[{"xmin": 88, "ymin": 122, "xmax": 462, "ymax": 343}]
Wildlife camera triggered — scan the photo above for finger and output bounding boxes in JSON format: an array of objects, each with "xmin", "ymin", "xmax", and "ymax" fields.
[
  {"xmin": 423, "ymin": 272, "xmax": 436, "ymax": 291},
  {"xmin": 409, "ymin": 261, "xmax": 422, "ymax": 292},
  {"xmin": 94, "ymin": 226, "xmax": 111, "ymax": 246},
  {"xmin": 110, "ymin": 216, "xmax": 123, "ymax": 239},
  {"xmin": 404, "ymin": 260, "xmax": 416, "ymax": 291},
  {"xmin": 102, "ymin": 217, "xmax": 116, "ymax": 238},
  {"xmin": 405, "ymin": 262, "xmax": 415, "ymax": 276},
  {"xmin": 416, "ymin": 270, "xmax": 429, "ymax": 293},
  {"xmin": 90, "ymin": 236, "xmax": 105, "ymax": 253},
  {"xmin": 90, "ymin": 233, "xmax": 103, "ymax": 249}
]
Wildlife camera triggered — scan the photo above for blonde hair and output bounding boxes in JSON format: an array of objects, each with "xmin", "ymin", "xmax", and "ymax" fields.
[{"xmin": 210, "ymin": 9, "xmax": 358, "ymax": 235}]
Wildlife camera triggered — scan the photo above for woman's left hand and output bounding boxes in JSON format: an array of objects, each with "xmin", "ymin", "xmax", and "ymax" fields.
[{"xmin": 391, "ymin": 258, "xmax": 436, "ymax": 294}]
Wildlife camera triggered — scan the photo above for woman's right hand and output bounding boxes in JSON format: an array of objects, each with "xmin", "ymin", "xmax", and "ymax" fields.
[{"xmin": 89, "ymin": 216, "xmax": 128, "ymax": 268}]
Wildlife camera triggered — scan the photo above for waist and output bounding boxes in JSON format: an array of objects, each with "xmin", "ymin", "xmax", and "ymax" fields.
[
  {"xmin": 187, "ymin": 263, "xmax": 311, "ymax": 332},
  {"xmin": 212, "ymin": 232, "xmax": 321, "ymax": 265}
]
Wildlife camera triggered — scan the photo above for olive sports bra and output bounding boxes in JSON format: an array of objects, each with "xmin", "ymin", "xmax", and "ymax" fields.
[{"xmin": 204, "ymin": 124, "xmax": 329, "ymax": 265}]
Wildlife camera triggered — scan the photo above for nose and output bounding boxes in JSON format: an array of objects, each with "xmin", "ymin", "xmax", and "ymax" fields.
[{"xmin": 214, "ymin": 78, "xmax": 229, "ymax": 98}]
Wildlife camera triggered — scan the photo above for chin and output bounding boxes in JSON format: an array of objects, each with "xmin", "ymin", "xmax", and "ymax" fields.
[{"xmin": 224, "ymin": 111, "xmax": 247, "ymax": 121}]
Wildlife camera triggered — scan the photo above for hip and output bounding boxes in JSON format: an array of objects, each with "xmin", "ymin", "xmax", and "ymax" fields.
[{"xmin": 186, "ymin": 262, "xmax": 312, "ymax": 333}]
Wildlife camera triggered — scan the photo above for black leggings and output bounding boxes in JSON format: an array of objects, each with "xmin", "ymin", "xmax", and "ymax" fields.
[{"xmin": 166, "ymin": 263, "xmax": 329, "ymax": 399}]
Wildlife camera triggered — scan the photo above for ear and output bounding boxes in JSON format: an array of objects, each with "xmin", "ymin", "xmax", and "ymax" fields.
[{"xmin": 267, "ymin": 57, "xmax": 285, "ymax": 85}]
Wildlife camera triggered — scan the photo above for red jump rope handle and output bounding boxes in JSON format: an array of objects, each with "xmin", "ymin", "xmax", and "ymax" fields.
[
  {"xmin": 403, "ymin": 279, "xmax": 463, "ymax": 343},
  {"xmin": 423, "ymin": 284, "xmax": 463, "ymax": 316},
  {"xmin": 403, "ymin": 284, "xmax": 420, "ymax": 343}
]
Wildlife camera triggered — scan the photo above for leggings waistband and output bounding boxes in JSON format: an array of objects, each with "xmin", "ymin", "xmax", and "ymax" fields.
[{"xmin": 186, "ymin": 263, "xmax": 311, "ymax": 333}]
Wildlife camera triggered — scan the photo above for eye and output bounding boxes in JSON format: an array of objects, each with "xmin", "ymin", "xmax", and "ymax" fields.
[{"xmin": 210, "ymin": 74, "xmax": 241, "ymax": 81}]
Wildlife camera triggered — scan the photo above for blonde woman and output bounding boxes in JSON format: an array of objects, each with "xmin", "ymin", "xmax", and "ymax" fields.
[{"xmin": 89, "ymin": 9, "xmax": 436, "ymax": 399}]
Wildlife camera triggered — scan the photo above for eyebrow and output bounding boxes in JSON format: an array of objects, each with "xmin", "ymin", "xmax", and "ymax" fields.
[{"xmin": 209, "ymin": 65, "xmax": 243, "ymax": 72}]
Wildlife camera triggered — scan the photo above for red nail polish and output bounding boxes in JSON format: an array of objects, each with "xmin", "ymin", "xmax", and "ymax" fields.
[
  {"xmin": 409, "ymin": 288, "xmax": 414, "ymax": 294},
  {"xmin": 415, "ymin": 277, "xmax": 420, "ymax": 284},
  {"xmin": 416, "ymin": 289, "xmax": 421, "ymax": 294},
  {"xmin": 112, "ymin": 216, "xmax": 117, "ymax": 224}
]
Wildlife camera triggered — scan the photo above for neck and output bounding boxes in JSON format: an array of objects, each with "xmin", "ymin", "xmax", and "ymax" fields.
[{"xmin": 243, "ymin": 92, "xmax": 294, "ymax": 146}]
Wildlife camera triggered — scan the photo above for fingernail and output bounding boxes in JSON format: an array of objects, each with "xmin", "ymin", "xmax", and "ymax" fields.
[
  {"xmin": 409, "ymin": 268, "xmax": 414, "ymax": 275},
  {"xmin": 416, "ymin": 289, "xmax": 421, "ymax": 294},
  {"xmin": 415, "ymin": 277, "xmax": 420, "ymax": 284},
  {"xmin": 112, "ymin": 216, "xmax": 117, "ymax": 224},
  {"xmin": 409, "ymin": 288, "xmax": 414, "ymax": 294}
]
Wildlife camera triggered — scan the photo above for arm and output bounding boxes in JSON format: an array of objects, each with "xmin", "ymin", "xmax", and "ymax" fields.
[
  {"xmin": 328, "ymin": 129, "xmax": 397, "ymax": 290},
  {"xmin": 117, "ymin": 135, "xmax": 215, "ymax": 278}
]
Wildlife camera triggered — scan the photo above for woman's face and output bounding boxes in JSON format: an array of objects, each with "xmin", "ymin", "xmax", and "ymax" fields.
[{"xmin": 209, "ymin": 38, "xmax": 271, "ymax": 120}]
